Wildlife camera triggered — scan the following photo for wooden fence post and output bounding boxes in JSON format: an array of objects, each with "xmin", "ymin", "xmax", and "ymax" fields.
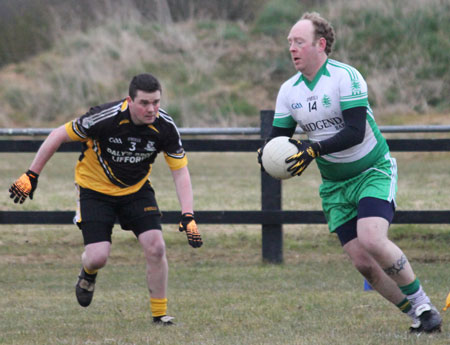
[{"xmin": 260, "ymin": 110, "xmax": 283, "ymax": 263}]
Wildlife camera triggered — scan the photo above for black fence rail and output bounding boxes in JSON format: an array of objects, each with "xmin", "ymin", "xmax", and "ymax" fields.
[
  {"xmin": 1, "ymin": 110, "xmax": 450, "ymax": 263},
  {"xmin": 2, "ymin": 210, "xmax": 448, "ymax": 225}
]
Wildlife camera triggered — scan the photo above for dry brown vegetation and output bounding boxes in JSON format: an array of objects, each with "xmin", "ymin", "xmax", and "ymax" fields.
[{"xmin": 0, "ymin": 0, "xmax": 448, "ymax": 128}]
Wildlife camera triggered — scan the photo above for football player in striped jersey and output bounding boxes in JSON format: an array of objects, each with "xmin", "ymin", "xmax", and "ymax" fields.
[
  {"xmin": 260, "ymin": 12, "xmax": 441, "ymax": 333},
  {"xmin": 9, "ymin": 73, "xmax": 202, "ymax": 325}
]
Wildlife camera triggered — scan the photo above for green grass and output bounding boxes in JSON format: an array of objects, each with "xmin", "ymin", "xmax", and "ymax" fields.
[
  {"xmin": 2, "ymin": 151, "xmax": 449, "ymax": 211},
  {"xmin": 0, "ymin": 151, "xmax": 449, "ymax": 344},
  {"xmin": 1, "ymin": 225, "xmax": 450, "ymax": 345}
]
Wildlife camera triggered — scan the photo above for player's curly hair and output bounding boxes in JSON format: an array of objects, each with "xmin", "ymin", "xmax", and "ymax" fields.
[
  {"xmin": 129, "ymin": 73, "xmax": 162, "ymax": 100},
  {"xmin": 300, "ymin": 12, "xmax": 335, "ymax": 55}
]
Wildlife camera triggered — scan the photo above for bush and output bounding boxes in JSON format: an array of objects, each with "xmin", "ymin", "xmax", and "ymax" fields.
[
  {"xmin": 252, "ymin": 0, "xmax": 305, "ymax": 37},
  {"xmin": 0, "ymin": 0, "xmax": 54, "ymax": 67}
]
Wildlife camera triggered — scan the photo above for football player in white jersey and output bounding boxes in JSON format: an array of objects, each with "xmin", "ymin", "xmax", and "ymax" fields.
[{"xmin": 258, "ymin": 12, "xmax": 441, "ymax": 333}]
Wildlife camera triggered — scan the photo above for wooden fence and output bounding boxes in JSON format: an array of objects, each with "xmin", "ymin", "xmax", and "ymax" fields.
[{"xmin": 1, "ymin": 110, "xmax": 449, "ymax": 262}]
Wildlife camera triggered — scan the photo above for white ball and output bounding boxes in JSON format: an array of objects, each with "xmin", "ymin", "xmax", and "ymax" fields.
[{"xmin": 261, "ymin": 136, "xmax": 298, "ymax": 180}]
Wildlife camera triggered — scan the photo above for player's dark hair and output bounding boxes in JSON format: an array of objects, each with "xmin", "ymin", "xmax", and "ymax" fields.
[
  {"xmin": 300, "ymin": 12, "xmax": 335, "ymax": 55},
  {"xmin": 129, "ymin": 73, "xmax": 162, "ymax": 100}
]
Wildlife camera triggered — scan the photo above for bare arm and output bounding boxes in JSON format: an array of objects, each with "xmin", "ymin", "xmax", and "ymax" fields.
[
  {"xmin": 170, "ymin": 165, "xmax": 194, "ymax": 214},
  {"xmin": 9, "ymin": 125, "xmax": 73, "ymax": 204},
  {"xmin": 29, "ymin": 125, "xmax": 73, "ymax": 174},
  {"xmin": 171, "ymin": 165, "xmax": 202, "ymax": 248}
]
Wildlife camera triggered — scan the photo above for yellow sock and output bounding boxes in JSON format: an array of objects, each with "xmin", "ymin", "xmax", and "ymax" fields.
[
  {"xmin": 84, "ymin": 267, "xmax": 98, "ymax": 275},
  {"xmin": 150, "ymin": 297, "xmax": 168, "ymax": 317}
]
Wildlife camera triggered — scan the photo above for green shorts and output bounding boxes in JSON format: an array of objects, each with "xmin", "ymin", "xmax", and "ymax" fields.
[{"xmin": 319, "ymin": 153, "xmax": 397, "ymax": 232}]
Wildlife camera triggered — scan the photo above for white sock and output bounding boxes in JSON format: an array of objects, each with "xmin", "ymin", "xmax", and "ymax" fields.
[{"xmin": 406, "ymin": 286, "xmax": 431, "ymax": 311}]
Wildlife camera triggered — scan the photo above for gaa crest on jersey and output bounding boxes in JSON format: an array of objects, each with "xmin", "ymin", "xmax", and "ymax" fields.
[
  {"xmin": 144, "ymin": 141, "xmax": 157, "ymax": 152},
  {"xmin": 291, "ymin": 102, "xmax": 303, "ymax": 109},
  {"xmin": 109, "ymin": 137, "xmax": 123, "ymax": 144}
]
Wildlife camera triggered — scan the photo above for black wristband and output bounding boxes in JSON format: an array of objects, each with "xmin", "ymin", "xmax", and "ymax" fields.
[{"xmin": 26, "ymin": 170, "xmax": 39, "ymax": 179}]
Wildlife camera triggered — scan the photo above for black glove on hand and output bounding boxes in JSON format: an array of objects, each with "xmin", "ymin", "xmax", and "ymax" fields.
[
  {"xmin": 257, "ymin": 146, "xmax": 265, "ymax": 172},
  {"xmin": 9, "ymin": 170, "xmax": 39, "ymax": 204},
  {"xmin": 286, "ymin": 139, "xmax": 320, "ymax": 177},
  {"xmin": 179, "ymin": 213, "xmax": 203, "ymax": 248}
]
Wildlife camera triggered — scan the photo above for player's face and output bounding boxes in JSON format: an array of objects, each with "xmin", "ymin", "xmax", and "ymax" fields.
[
  {"xmin": 128, "ymin": 90, "xmax": 161, "ymax": 125},
  {"xmin": 287, "ymin": 20, "xmax": 322, "ymax": 77}
]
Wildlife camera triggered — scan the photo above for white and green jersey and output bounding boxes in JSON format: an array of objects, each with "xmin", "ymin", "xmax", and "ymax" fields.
[{"xmin": 273, "ymin": 59, "xmax": 389, "ymax": 181}]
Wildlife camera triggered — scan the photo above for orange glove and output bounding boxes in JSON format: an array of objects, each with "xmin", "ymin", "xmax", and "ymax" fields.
[
  {"xmin": 9, "ymin": 170, "xmax": 39, "ymax": 204},
  {"xmin": 178, "ymin": 213, "xmax": 202, "ymax": 248}
]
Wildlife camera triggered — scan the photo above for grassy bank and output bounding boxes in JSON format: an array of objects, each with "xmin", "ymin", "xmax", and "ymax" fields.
[{"xmin": 0, "ymin": 0, "xmax": 448, "ymax": 128}]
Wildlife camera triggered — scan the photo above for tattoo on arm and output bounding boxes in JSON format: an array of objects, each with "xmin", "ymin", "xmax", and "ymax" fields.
[{"xmin": 383, "ymin": 255, "xmax": 407, "ymax": 276}]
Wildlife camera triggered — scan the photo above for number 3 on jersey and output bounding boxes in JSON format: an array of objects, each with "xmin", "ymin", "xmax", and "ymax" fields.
[{"xmin": 308, "ymin": 101, "xmax": 317, "ymax": 112}]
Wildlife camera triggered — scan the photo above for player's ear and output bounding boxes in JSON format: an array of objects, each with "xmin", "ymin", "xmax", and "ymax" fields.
[{"xmin": 317, "ymin": 37, "xmax": 327, "ymax": 52}]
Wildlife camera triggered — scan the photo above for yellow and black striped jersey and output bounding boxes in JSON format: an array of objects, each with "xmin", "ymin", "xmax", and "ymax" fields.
[{"xmin": 65, "ymin": 99, "xmax": 187, "ymax": 196}]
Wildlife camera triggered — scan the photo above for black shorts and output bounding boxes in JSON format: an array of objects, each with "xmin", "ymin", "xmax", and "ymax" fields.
[
  {"xmin": 75, "ymin": 182, "xmax": 162, "ymax": 245},
  {"xmin": 334, "ymin": 197, "xmax": 395, "ymax": 246}
]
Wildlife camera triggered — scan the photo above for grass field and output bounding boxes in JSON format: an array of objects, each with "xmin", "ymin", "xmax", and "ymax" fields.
[{"xmin": 0, "ymin": 151, "xmax": 449, "ymax": 345}]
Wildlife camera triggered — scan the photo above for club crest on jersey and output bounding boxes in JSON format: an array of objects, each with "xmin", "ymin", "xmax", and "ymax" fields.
[
  {"xmin": 322, "ymin": 94, "xmax": 331, "ymax": 108},
  {"xmin": 351, "ymin": 80, "xmax": 362, "ymax": 95},
  {"xmin": 144, "ymin": 141, "xmax": 157, "ymax": 152}
]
